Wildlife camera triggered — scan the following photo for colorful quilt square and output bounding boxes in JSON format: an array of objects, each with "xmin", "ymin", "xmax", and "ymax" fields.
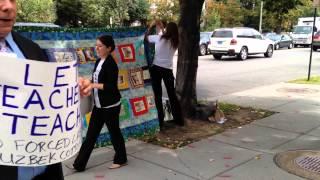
[
  {"xmin": 146, "ymin": 95, "xmax": 156, "ymax": 109},
  {"xmin": 83, "ymin": 47, "xmax": 97, "ymax": 62},
  {"xmin": 76, "ymin": 48, "xmax": 87, "ymax": 64},
  {"xmin": 120, "ymin": 99, "xmax": 131, "ymax": 121},
  {"xmin": 142, "ymin": 66, "xmax": 151, "ymax": 84},
  {"xmin": 129, "ymin": 68, "xmax": 144, "ymax": 89},
  {"xmin": 130, "ymin": 96, "xmax": 148, "ymax": 116},
  {"xmin": 45, "ymin": 48, "xmax": 77, "ymax": 62},
  {"xmin": 118, "ymin": 69, "xmax": 129, "ymax": 90},
  {"xmin": 118, "ymin": 44, "xmax": 136, "ymax": 62}
]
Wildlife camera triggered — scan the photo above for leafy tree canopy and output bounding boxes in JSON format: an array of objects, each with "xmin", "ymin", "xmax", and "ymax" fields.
[{"xmin": 17, "ymin": 0, "xmax": 56, "ymax": 23}]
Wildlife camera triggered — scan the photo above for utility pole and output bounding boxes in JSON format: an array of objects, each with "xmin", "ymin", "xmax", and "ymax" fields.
[
  {"xmin": 259, "ymin": 1, "xmax": 263, "ymax": 33},
  {"xmin": 308, "ymin": 0, "xmax": 320, "ymax": 80},
  {"xmin": 308, "ymin": 7, "xmax": 317, "ymax": 80}
]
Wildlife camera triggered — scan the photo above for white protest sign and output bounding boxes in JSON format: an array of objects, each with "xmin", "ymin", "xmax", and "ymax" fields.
[{"xmin": 0, "ymin": 55, "xmax": 82, "ymax": 166}]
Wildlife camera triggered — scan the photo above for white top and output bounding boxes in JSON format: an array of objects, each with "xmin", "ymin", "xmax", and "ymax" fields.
[
  {"xmin": 148, "ymin": 35, "xmax": 176, "ymax": 69},
  {"xmin": 93, "ymin": 58, "xmax": 120, "ymax": 108}
]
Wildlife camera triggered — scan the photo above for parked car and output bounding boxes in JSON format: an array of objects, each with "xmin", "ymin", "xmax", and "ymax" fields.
[
  {"xmin": 313, "ymin": 31, "xmax": 320, "ymax": 51},
  {"xmin": 265, "ymin": 34, "xmax": 294, "ymax": 50},
  {"xmin": 199, "ymin": 32, "xmax": 213, "ymax": 56},
  {"xmin": 208, "ymin": 27, "xmax": 274, "ymax": 60}
]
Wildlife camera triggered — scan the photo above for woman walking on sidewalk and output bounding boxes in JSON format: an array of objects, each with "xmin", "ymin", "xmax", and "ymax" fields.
[
  {"xmin": 145, "ymin": 22, "xmax": 184, "ymax": 130},
  {"xmin": 73, "ymin": 35, "xmax": 127, "ymax": 171}
]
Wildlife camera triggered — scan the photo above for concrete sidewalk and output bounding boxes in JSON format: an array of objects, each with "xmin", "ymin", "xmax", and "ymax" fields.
[{"xmin": 63, "ymin": 83, "xmax": 320, "ymax": 180}]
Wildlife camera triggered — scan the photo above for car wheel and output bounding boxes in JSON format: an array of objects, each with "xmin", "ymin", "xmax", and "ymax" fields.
[
  {"xmin": 288, "ymin": 43, "xmax": 293, "ymax": 49},
  {"xmin": 213, "ymin": 54, "xmax": 222, "ymax": 60},
  {"xmin": 264, "ymin": 45, "xmax": 273, "ymax": 58},
  {"xmin": 275, "ymin": 44, "xmax": 279, "ymax": 50},
  {"xmin": 313, "ymin": 46, "xmax": 318, "ymax": 51},
  {"xmin": 199, "ymin": 44, "xmax": 207, "ymax": 56},
  {"xmin": 294, "ymin": 44, "xmax": 298, "ymax": 48},
  {"xmin": 237, "ymin": 47, "xmax": 248, "ymax": 60}
]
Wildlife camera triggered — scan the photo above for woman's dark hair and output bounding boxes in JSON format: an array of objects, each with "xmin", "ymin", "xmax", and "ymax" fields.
[
  {"xmin": 161, "ymin": 22, "xmax": 179, "ymax": 49},
  {"xmin": 97, "ymin": 35, "xmax": 115, "ymax": 52}
]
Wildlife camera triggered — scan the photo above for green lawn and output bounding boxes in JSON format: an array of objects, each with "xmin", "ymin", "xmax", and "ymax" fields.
[{"xmin": 289, "ymin": 76, "xmax": 320, "ymax": 85}]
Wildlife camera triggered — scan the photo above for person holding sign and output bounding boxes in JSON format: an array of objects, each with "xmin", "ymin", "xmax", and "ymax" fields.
[
  {"xmin": 0, "ymin": 0, "xmax": 75, "ymax": 179},
  {"xmin": 73, "ymin": 35, "xmax": 127, "ymax": 171},
  {"xmin": 145, "ymin": 22, "xmax": 184, "ymax": 131}
]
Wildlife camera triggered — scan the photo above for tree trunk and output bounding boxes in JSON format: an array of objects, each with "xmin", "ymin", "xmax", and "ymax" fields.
[
  {"xmin": 176, "ymin": 0, "xmax": 204, "ymax": 118},
  {"xmin": 275, "ymin": 16, "xmax": 283, "ymax": 34}
]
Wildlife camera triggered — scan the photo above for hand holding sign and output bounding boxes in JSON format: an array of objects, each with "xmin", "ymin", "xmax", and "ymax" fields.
[{"xmin": 78, "ymin": 77, "xmax": 92, "ymax": 97}]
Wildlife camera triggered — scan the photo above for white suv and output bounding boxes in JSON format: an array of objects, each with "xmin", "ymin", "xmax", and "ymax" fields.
[{"xmin": 208, "ymin": 27, "xmax": 274, "ymax": 60}]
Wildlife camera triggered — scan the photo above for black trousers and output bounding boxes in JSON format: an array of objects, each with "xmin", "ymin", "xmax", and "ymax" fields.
[
  {"xmin": 74, "ymin": 105, "xmax": 127, "ymax": 170},
  {"xmin": 150, "ymin": 65, "xmax": 184, "ymax": 128}
]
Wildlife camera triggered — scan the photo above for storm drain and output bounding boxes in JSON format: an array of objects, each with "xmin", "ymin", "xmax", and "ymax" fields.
[
  {"xmin": 274, "ymin": 150, "xmax": 320, "ymax": 179},
  {"xmin": 295, "ymin": 156, "xmax": 320, "ymax": 173}
]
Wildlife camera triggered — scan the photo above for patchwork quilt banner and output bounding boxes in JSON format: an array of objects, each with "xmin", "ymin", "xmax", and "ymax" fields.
[
  {"xmin": 0, "ymin": 55, "xmax": 81, "ymax": 166},
  {"xmin": 17, "ymin": 28, "xmax": 159, "ymax": 147}
]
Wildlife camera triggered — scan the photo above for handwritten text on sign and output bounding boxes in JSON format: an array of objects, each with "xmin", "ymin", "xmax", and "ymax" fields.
[{"xmin": 0, "ymin": 56, "xmax": 81, "ymax": 166}]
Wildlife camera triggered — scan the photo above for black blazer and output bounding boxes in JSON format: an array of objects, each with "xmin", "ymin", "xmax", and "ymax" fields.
[
  {"xmin": 0, "ymin": 32, "xmax": 64, "ymax": 180},
  {"xmin": 93, "ymin": 55, "xmax": 121, "ymax": 107}
]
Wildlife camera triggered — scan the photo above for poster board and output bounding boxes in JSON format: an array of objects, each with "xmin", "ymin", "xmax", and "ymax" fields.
[{"xmin": 0, "ymin": 55, "xmax": 81, "ymax": 166}]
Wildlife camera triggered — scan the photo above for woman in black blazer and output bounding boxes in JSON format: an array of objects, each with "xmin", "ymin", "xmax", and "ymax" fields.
[{"xmin": 73, "ymin": 35, "xmax": 127, "ymax": 171}]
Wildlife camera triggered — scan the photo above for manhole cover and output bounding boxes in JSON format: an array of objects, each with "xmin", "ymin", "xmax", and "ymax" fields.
[
  {"xmin": 295, "ymin": 156, "xmax": 320, "ymax": 173},
  {"xmin": 277, "ymin": 87, "xmax": 319, "ymax": 94},
  {"xmin": 274, "ymin": 150, "xmax": 320, "ymax": 179}
]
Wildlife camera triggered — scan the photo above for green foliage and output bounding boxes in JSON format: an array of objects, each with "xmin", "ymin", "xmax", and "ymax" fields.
[
  {"xmin": 202, "ymin": 0, "xmax": 243, "ymax": 29},
  {"xmin": 150, "ymin": 0, "xmax": 179, "ymax": 22},
  {"xmin": 55, "ymin": 0, "xmax": 83, "ymax": 27},
  {"xmin": 201, "ymin": 11, "xmax": 221, "ymax": 31},
  {"xmin": 55, "ymin": 0, "xmax": 149, "ymax": 27},
  {"xmin": 219, "ymin": 103, "xmax": 241, "ymax": 113},
  {"xmin": 201, "ymin": 0, "xmax": 314, "ymax": 32},
  {"xmin": 289, "ymin": 76, "xmax": 320, "ymax": 85},
  {"xmin": 13, "ymin": 25, "xmax": 145, "ymax": 33},
  {"xmin": 239, "ymin": 0, "xmax": 260, "ymax": 29},
  {"xmin": 126, "ymin": 0, "xmax": 150, "ymax": 26},
  {"xmin": 16, "ymin": 0, "xmax": 56, "ymax": 23},
  {"xmin": 263, "ymin": 0, "xmax": 304, "ymax": 32}
]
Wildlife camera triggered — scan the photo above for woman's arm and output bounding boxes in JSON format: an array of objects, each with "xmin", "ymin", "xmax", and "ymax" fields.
[{"xmin": 144, "ymin": 24, "xmax": 153, "ymax": 42}]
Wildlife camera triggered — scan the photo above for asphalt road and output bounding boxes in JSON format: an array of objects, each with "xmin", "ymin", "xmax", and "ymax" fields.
[{"xmin": 173, "ymin": 47, "xmax": 320, "ymax": 99}]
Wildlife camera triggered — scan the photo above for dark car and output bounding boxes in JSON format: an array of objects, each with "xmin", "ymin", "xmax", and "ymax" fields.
[
  {"xmin": 312, "ymin": 31, "xmax": 320, "ymax": 51},
  {"xmin": 199, "ymin": 32, "xmax": 212, "ymax": 56},
  {"xmin": 265, "ymin": 34, "xmax": 294, "ymax": 50}
]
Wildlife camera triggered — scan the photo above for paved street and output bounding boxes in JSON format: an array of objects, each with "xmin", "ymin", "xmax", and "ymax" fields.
[
  {"xmin": 173, "ymin": 47, "xmax": 320, "ymax": 99},
  {"xmin": 64, "ymin": 47, "xmax": 320, "ymax": 180}
]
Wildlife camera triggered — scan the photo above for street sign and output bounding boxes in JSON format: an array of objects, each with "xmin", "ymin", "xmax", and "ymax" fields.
[{"xmin": 313, "ymin": 0, "xmax": 320, "ymax": 7}]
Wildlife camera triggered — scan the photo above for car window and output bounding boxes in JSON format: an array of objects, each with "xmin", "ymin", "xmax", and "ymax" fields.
[
  {"xmin": 293, "ymin": 26, "xmax": 313, "ymax": 34},
  {"xmin": 212, "ymin": 30, "xmax": 233, "ymax": 38},
  {"xmin": 282, "ymin": 35, "xmax": 290, "ymax": 40},
  {"xmin": 237, "ymin": 29, "xmax": 254, "ymax": 38},
  {"xmin": 251, "ymin": 29, "xmax": 263, "ymax": 39}
]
